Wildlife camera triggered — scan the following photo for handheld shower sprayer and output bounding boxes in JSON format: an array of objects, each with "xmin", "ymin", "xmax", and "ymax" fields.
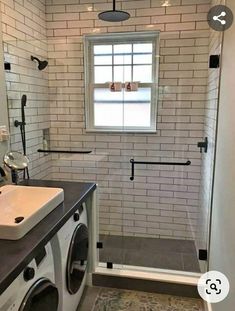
[
  {"xmin": 14, "ymin": 95, "xmax": 29, "ymax": 180},
  {"xmin": 14, "ymin": 95, "xmax": 27, "ymax": 128}
]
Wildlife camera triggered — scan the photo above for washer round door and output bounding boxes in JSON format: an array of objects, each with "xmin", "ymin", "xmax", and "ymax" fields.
[
  {"xmin": 66, "ymin": 223, "xmax": 89, "ymax": 294},
  {"xmin": 19, "ymin": 278, "xmax": 59, "ymax": 311}
]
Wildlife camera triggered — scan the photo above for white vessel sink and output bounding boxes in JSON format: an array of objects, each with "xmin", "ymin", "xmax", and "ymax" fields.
[{"xmin": 0, "ymin": 185, "xmax": 64, "ymax": 240}]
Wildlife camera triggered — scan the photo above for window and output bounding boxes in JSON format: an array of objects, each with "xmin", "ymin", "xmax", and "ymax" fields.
[{"xmin": 84, "ymin": 32, "xmax": 159, "ymax": 132}]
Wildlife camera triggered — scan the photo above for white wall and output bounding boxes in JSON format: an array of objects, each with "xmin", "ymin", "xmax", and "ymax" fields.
[{"xmin": 209, "ymin": 0, "xmax": 235, "ymax": 309}]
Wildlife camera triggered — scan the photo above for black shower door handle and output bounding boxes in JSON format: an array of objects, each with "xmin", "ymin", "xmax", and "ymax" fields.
[{"xmin": 130, "ymin": 159, "xmax": 191, "ymax": 181}]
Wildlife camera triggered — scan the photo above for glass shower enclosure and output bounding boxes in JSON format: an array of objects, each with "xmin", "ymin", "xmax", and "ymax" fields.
[
  {"xmin": 93, "ymin": 28, "xmax": 223, "ymax": 276},
  {"xmin": 2, "ymin": 21, "xmax": 223, "ymax": 278}
]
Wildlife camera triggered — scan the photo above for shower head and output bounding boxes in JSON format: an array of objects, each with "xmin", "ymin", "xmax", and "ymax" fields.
[
  {"xmin": 98, "ymin": 0, "xmax": 130, "ymax": 22},
  {"xmin": 38, "ymin": 60, "xmax": 48, "ymax": 71},
  {"xmin": 31, "ymin": 55, "xmax": 48, "ymax": 71}
]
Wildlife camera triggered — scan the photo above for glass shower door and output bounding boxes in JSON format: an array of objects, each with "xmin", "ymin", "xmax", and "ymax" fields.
[
  {"xmin": 120, "ymin": 41, "xmax": 201, "ymax": 274},
  {"xmin": 96, "ymin": 33, "xmax": 215, "ymax": 275},
  {"xmin": 123, "ymin": 145, "xmax": 200, "ymax": 273},
  {"xmin": 96, "ymin": 43, "xmax": 129, "ymax": 269},
  {"xmin": 98, "ymin": 40, "xmax": 155, "ymax": 270}
]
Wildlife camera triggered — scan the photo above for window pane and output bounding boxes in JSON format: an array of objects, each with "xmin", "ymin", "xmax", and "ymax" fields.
[
  {"xmin": 114, "ymin": 55, "xmax": 132, "ymax": 65},
  {"xmin": 124, "ymin": 103, "xmax": 151, "ymax": 127},
  {"xmin": 86, "ymin": 34, "xmax": 158, "ymax": 131},
  {"xmin": 133, "ymin": 43, "xmax": 152, "ymax": 53},
  {"xmin": 94, "ymin": 103, "xmax": 123, "ymax": 127},
  {"xmin": 133, "ymin": 65, "xmax": 152, "ymax": 83},
  {"xmin": 94, "ymin": 56, "xmax": 112, "ymax": 65},
  {"xmin": 94, "ymin": 88, "xmax": 124, "ymax": 102},
  {"xmin": 124, "ymin": 88, "xmax": 151, "ymax": 102},
  {"xmin": 133, "ymin": 54, "xmax": 152, "ymax": 64},
  {"xmin": 94, "ymin": 45, "xmax": 112, "ymax": 55},
  {"xmin": 94, "ymin": 66, "xmax": 112, "ymax": 83},
  {"xmin": 114, "ymin": 65, "xmax": 132, "ymax": 82},
  {"xmin": 114, "ymin": 44, "xmax": 132, "ymax": 54}
]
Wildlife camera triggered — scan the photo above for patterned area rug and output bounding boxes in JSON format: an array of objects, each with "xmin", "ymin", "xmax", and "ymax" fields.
[{"xmin": 92, "ymin": 288, "xmax": 204, "ymax": 311}]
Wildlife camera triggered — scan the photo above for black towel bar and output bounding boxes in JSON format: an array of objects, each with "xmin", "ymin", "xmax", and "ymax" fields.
[
  {"xmin": 37, "ymin": 149, "xmax": 92, "ymax": 154},
  {"xmin": 130, "ymin": 159, "xmax": 191, "ymax": 181}
]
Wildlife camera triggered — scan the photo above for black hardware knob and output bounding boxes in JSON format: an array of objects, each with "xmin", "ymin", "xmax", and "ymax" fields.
[
  {"xmin": 24, "ymin": 267, "xmax": 35, "ymax": 281},
  {"xmin": 74, "ymin": 212, "xmax": 80, "ymax": 222}
]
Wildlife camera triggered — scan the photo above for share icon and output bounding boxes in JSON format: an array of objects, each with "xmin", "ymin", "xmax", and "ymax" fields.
[
  {"xmin": 213, "ymin": 11, "xmax": 227, "ymax": 25},
  {"xmin": 208, "ymin": 5, "xmax": 233, "ymax": 31}
]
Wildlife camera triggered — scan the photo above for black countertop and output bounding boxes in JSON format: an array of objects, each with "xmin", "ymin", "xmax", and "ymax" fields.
[{"xmin": 0, "ymin": 179, "xmax": 96, "ymax": 295}]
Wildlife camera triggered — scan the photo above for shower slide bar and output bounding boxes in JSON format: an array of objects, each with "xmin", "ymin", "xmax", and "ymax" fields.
[
  {"xmin": 130, "ymin": 159, "xmax": 191, "ymax": 181},
  {"xmin": 37, "ymin": 149, "xmax": 92, "ymax": 154}
]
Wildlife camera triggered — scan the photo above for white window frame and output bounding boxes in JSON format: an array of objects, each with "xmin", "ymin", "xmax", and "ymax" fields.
[{"xmin": 84, "ymin": 31, "xmax": 159, "ymax": 133}]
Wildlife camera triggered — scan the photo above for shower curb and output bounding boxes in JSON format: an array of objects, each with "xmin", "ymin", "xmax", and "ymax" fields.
[{"xmin": 92, "ymin": 273, "xmax": 201, "ymax": 299}]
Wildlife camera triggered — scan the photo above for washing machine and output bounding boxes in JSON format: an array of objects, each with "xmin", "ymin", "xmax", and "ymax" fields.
[
  {"xmin": 51, "ymin": 203, "xmax": 89, "ymax": 311},
  {"xmin": 0, "ymin": 242, "xmax": 59, "ymax": 311}
]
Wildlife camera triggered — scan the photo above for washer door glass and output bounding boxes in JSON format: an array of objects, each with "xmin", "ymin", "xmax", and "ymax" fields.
[
  {"xmin": 66, "ymin": 223, "xmax": 89, "ymax": 294},
  {"xmin": 19, "ymin": 278, "xmax": 59, "ymax": 311}
]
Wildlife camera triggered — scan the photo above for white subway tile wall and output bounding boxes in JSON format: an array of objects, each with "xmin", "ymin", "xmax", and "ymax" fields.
[
  {"xmin": 1, "ymin": 0, "xmax": 51, "ymax": 179},
  {"xmin": 45, "ymin": 0, "xmax": 211, "ymax": 241}
]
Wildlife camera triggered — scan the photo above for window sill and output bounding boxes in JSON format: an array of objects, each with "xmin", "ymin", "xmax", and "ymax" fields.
[{"xmin": 85, "ymin": 128, "xmax": 158, "ymax": 134}]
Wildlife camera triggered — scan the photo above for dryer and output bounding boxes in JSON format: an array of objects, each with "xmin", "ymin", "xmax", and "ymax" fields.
[
  {"xmin": 52, "ymin": 203, "xmax": 89, "ymax": 311},
  {"xmin": 0, "ymin": 242, "xmax": 59, "ymax": 311}
]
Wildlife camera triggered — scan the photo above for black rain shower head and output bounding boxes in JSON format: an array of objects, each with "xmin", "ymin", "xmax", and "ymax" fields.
[
  {"xmin": 31, "ymin": 56, "xmax": 48, "ymax": 71},
  {"xmin": 98, "ymin": 0, "xmax": 130, "ymax": 22}
]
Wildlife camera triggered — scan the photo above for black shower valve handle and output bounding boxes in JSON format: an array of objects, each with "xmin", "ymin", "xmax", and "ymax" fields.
[
  {"xmin": 14, "ymin": 120, "xmax": 26, "ymax": 127},
  {"xmin": 197, "ymin": 137, "xmax": 208, "ymax": 153}
]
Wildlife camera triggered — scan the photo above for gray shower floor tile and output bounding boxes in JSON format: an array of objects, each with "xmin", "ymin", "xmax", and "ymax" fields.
[{"xmin": 99, "ymin": 235, "xmax": 200, "ymax": 273}]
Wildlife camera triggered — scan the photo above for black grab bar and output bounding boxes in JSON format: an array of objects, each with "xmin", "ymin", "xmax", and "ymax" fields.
[
  {"xmin": 38, "ymin": 149, "xmax": 92, "ymax": 154},
  {"xmin": 130, "ymin": 159, "xmax": 191, "ymax": 181}
]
